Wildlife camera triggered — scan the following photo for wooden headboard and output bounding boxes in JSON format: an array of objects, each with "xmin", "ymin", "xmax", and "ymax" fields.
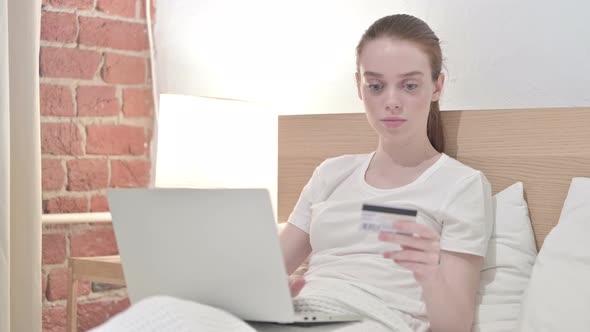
[{"xmin": 278, "ymin": 108, "xmax": 590, "ymax": 249}]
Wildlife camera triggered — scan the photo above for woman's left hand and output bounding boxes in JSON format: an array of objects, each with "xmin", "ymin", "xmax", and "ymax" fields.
[{"xmin": 379, "ymin": 220, "xmax": 441, "ymax": 284}]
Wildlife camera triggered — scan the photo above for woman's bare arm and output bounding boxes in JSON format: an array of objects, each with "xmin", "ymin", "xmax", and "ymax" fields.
[{"xmin": 279, "ymin": 223, "xmax": 312, "ymax": 275}]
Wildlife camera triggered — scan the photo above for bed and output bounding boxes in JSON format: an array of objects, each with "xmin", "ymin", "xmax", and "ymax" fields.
[
  {"xmin": 277, "ymin": 107, "xmax": 590, "ymax": 249},
  {"xmin": 275, "ymin": 107, "xmax": 590, "ymax": 331}
]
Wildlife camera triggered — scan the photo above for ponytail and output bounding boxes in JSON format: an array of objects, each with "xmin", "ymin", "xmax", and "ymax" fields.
[{"xmin": 427, "ymin": 101, "xmax": 444, "ymax": 153}]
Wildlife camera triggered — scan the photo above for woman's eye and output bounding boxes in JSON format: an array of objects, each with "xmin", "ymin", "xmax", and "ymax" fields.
[
  {"xmin": 403, "ymin": 83, "xmax": 418, "ymax": 91},
  {"xmin": 368, "ymin": 84, "xmax": 384, "ymax": 92}
]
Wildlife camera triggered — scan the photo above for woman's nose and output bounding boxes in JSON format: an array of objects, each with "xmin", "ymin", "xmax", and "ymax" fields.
[{"xmin": 384, "ymin": 88, "xmax": 401, "ymax": 112}]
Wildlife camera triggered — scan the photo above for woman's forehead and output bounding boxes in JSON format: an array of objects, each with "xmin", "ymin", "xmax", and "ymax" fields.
[{"xmin": 358, "ymin": 38, "xmax": 431, "ymax": 78}]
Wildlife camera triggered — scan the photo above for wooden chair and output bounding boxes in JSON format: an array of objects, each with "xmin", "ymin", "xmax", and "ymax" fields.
[{"xmin": 66, "ymin": 255, "xmax": 125, "ymax": 332}]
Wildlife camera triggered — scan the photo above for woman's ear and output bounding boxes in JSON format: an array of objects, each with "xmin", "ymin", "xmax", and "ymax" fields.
[
  {"xmin": 432, "ymin": 73, "xmax": 445, "ymax": 102},
  {"xmin": 355, "ymin": 72, "xmax": 363, "ymax": 100}
]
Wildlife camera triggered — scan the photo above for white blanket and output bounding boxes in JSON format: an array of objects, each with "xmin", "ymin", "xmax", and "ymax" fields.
[
  {"xmin": 90, "ymin": 296, "xmax": 254, "ymax": 332},
  {"xmin": 292, "ymin": 281, "xmax": 423, "ymax": 332},
  {"xmin": 91, "ymin": 283, "xmax": 425, "ymax": 332}
]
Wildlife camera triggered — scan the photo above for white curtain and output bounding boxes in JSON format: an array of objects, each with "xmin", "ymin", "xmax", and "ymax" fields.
[{"xmin": 0, "ymin": 0, "xmax": 42, "ymax": 331}]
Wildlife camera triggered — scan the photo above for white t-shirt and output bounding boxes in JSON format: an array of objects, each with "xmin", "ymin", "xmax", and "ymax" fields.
[{"xmin": 288, "ymin": 152, "xmax": 493, "ymax": 320}]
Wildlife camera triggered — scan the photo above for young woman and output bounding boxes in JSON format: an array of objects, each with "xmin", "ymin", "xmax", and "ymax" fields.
[{"xmin": 280, "ymin": 14, "xmax": 493, "ymax": 332}]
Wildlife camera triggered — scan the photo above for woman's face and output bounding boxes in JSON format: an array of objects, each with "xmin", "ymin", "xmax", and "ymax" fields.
[{"xmin": 356, "ymin": 38, "xmax": 444, "ymax": 145}]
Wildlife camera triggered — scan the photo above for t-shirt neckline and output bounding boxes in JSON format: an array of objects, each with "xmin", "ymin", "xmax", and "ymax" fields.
[{"xmin": 359, "ymin": 151, "xmax": 448, "ymax": 193}]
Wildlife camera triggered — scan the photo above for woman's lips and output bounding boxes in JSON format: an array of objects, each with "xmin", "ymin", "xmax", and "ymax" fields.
[{"xmin": 381, "ymin": 118, "xmax": 407, "ymax": 128}]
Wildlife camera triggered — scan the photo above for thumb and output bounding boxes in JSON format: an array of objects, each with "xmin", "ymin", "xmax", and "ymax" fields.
[{"xmin": 289, "ymin": 278, "xmax": 305, "ymax": 297}]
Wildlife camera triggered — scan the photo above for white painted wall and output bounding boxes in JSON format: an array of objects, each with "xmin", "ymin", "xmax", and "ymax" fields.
[{"xmin": 154, "ymin": 0, "xmax": 590, "ymax": 113}]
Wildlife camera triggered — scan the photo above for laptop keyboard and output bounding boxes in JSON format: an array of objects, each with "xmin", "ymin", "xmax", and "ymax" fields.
[{"xmin": 293, "ymin": 296, "xmax": 354, "ymax": 316}]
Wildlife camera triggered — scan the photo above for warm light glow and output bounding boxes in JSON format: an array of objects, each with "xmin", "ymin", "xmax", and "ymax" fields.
[
  {"xmin": 155, "ymin": 0, "xmax": 590, "ymax": 112},
  {"xmin": 155, "ymin": 94, "xmax": 278, "ymax": 218},
  {"xmin": 154, "ymin": 0, "xmax": 371, "ymax": 114}
]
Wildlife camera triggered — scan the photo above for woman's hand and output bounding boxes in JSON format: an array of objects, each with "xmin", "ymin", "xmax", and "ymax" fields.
[
  {"xmin": 379, "ymin": 220, "xmax": 442, "ymax": 285},
  {"xmin": 288, "ymin": 277, "xmax": 305, "ymax": 297}
]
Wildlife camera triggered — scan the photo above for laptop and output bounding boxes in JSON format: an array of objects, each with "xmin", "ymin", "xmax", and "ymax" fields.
[{"xmin": 107, "ymin": 188, "xmax": 360, "ymax": 325}]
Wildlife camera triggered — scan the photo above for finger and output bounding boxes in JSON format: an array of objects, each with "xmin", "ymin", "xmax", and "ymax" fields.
[
  {"xmin": 400, "ymin": 244, "xmax": 418, "ymax": 251},
  {"xmin": 384, "ymin": 249, "xmax": 439, "ymax": 265},
  {"xmin": 289, "ymin": 277, "xmax": 305, "ymax": 289},
  {"xmin": 289, "ymin": 278, "xmax": 305, "ymax": 297},
  {"xmin": 392, "ymin": 221, "xmax": 439, "ymax": 239},
  {"xmin": 378, "ymin": 232, "xmax": 438, "ymax": 251}
]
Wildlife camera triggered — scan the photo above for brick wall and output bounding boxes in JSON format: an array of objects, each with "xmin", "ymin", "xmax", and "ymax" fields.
[{"xmin": 40, "ymin": 0, "xmax": 155, "ymax": 331}]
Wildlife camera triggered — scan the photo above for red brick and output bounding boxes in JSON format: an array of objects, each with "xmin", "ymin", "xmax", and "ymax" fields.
[
  {"xmin": 48, "ymin": 0, "xmax": 93, "ymax": 9},
  {"xmin": 90, "ymin": 195, "xmax": 109, "ymax": 212},
  {"xmin": 96, "ymin": 0, "xmax": 136, "ymax": 18},
  {"xmin": 47, "ymin": 268, "xmax": 91, "ymax": 301},
  {"xmin": 40, "ymin": 47, "xmax": 101, "ymax": 80},
  {"xmin": 122, "ymin": 88, "xmax": 152, "ymax": 117},
  {"xmin": 70, "ymin": 228, "xmax": 118, "ymax": 257},
  {"xmin": 42, "ymin": 271, "xmax": 48, "ymax": 300},
  {"xmin": 43, "ymin": 223, "xmax": 72, "ymax": 232},
  {"xmin": 42, "ymin": 158, "xmax": 66, "ymax": 191},
  {"xmin": 139, "ymin": 0, "xmax": 155, "ymax": 19},
  {"xmin": 40, "ymin": 84, "xmax": 75, "ymax": 117},
  {"xmin": 46, "ymin": 196, "xmax": 88, "ymax": 214},
  {"xmin": 86, "ymin": 125, "xmax": 146, "ymax": 155},
  {"xmin": 67, "ymin": 159, "xmax": 109, "ymax": 191},
  {"xmin": 146, "ymin": 58, "xmax": 152, "ymax": 84},
  {"xmin": 146, "ymin": 127, "xmax": 153, "ymax": 159},
  {"xmin": 41, "ymin": 11, "xmax": 77, "ymax": 43},
  {"xmin": 76, "ymin": 86, "xmax": 119, "ymax": 117},
  {"xmin": 41, "ymin": 123, "xmax": 84, "ymax": 156},
  {"xmin": 42, "ymin": 306, "xmax": 66, "ymax": 332},
  {"xmin": 101, "ymin": 53, "xmax": 145, "ymax": 84},
  {"xmin": 79, "ymin": 17, "xmax": 148, "ymax": 51},
  {"xmin": 42, "ymin": 233, "xmax": 67, "ymax": 265},
  {"xmin": 110, "ymin": 160, "xmax": 150, "ymax": 188},
  {"xmin": 78, "ymin": 297, "xmax": 130, "ymax": 331}
]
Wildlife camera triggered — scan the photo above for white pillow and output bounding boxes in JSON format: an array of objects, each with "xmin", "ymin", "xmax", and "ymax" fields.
[
  {"xmin": 518, "ymin": 177, "xmax": 590, "ymax": 332},
  {"xmin": 473, "ymin": 182, "xmax": 537, "ymax": 332}
]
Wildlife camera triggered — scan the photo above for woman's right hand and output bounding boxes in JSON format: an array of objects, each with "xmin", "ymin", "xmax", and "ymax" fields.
[{"xmin": 288, "ymin": 277, "xmax": 305, "ymax": 297}]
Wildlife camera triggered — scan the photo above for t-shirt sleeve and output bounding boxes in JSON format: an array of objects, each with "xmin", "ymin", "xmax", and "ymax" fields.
[
  {"xmin": 286, "ymin": 167, "xmax": 321, "ymax": 234},
  {"xmin": 439, "ymin": 172, "xmax": 493, "ymax": 257}
]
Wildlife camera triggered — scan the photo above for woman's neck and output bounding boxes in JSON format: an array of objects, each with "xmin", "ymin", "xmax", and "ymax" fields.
[
  {"xmin": 375, "ymin": 136, "xmax": 440, "ymax": 167},
  {"xmin": 364, "ymin": 137, "xmax": 442, "ymax": 190}
]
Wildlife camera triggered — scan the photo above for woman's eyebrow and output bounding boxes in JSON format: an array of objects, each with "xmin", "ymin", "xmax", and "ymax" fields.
[
  {"xmin": 363, "ymin": 71, "xmax": 384, "ymax": 78},
  {"xmin": 363, "ymin": 71, "xmax": 425, "ymax": 78},
  {"xmin": 400, "ymin": 71, "xmax": 424, "ymax": 77}
]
